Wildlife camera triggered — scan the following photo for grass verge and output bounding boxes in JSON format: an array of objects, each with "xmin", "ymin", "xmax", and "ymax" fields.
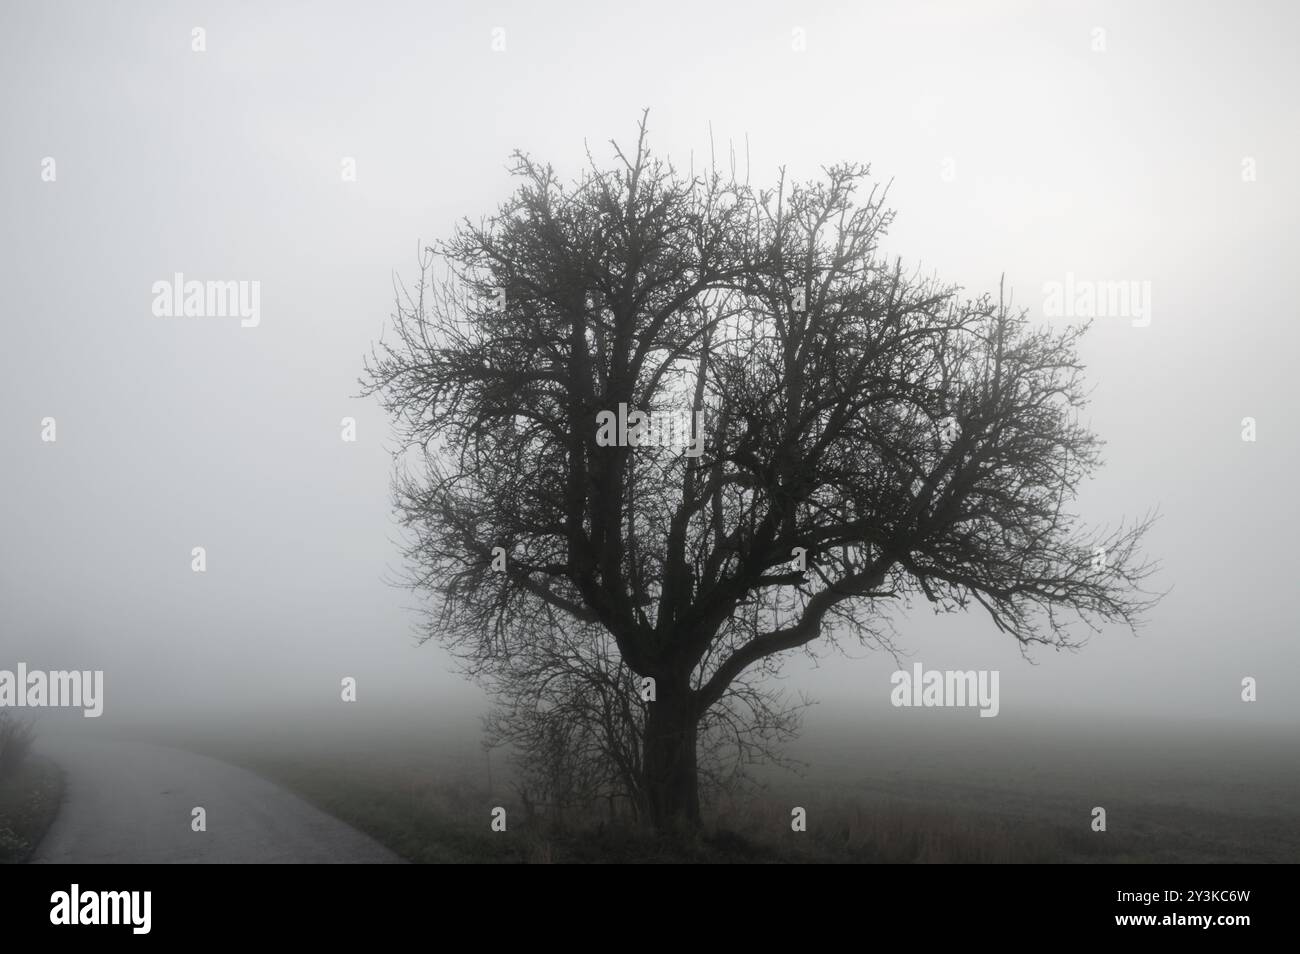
[{"xmin": 0, "ymin": 756, "xmax": 63, "ymax": 863}]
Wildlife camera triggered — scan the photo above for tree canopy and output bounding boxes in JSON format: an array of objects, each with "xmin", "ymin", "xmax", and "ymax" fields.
[{"xmin": 362, "ymin": 116, "xmax": 1159, "ymax": 828}]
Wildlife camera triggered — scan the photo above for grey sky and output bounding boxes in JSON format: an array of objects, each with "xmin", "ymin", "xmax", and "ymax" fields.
[{"xmin": 2, "ymin": 0, "xmax": 1297, "ymax": 729}]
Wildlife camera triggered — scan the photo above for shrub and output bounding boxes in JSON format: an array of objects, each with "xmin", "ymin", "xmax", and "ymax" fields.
[{"xmin": 0, "ymin": 711, "xmax": 35, "ymax": 780}]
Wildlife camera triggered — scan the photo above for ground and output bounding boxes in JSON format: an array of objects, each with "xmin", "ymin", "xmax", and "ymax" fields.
[{"xmin": 146, "ymin": 708, "xmax": 1300, "ymax": 864}]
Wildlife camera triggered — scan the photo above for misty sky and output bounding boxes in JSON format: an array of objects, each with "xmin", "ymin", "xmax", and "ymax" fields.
[{"xmin": 2, "ymin": 0, "xmax": 1297, "ymax": 731}]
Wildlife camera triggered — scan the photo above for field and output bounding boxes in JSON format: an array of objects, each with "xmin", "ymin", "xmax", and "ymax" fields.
[{"xmin": 158, "ymin": 705, "xmax": 1300, "ymax": 864}]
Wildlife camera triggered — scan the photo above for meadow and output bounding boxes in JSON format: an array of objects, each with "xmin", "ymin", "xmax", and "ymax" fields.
[{"xmin": 158, "ymin": 705, "xmax": 1300, "ymax": 864}]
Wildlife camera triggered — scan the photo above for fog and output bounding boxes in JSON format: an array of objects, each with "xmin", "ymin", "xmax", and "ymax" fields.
[{"xmin": 2, "ymin": 0, "xmax": 1297, "ymax": 745}]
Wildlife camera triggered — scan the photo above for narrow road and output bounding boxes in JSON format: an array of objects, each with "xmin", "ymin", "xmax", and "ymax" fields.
[{"xmin": 32, "ymin": 736, "xmax": 404, "ymax": 863}]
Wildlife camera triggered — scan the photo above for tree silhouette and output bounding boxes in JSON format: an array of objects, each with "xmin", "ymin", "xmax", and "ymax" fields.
[{"xmin": 363, "ymin": 115, "xmax": 1158, "ymax": 830}]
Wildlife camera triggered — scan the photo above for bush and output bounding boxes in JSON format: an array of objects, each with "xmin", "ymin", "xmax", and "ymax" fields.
[{"xmin": 0, "ymin": 711, "xmax": 35, "ymax": 780}]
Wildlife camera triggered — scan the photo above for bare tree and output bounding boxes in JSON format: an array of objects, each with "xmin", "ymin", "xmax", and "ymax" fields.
[{"xmin": 362, "ymin": 114, "xmax": 1159, "ymax": 831}]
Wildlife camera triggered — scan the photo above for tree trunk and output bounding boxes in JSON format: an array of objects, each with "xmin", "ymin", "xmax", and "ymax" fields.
[{"xmin": 642, "ymin": 685, "xmax": 700, "ymax": 831}]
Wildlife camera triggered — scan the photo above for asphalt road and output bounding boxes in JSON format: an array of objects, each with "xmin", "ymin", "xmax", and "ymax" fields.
[{"xmin": 32, "ymin": 736, "xmax": 404, "ymax": 863}]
